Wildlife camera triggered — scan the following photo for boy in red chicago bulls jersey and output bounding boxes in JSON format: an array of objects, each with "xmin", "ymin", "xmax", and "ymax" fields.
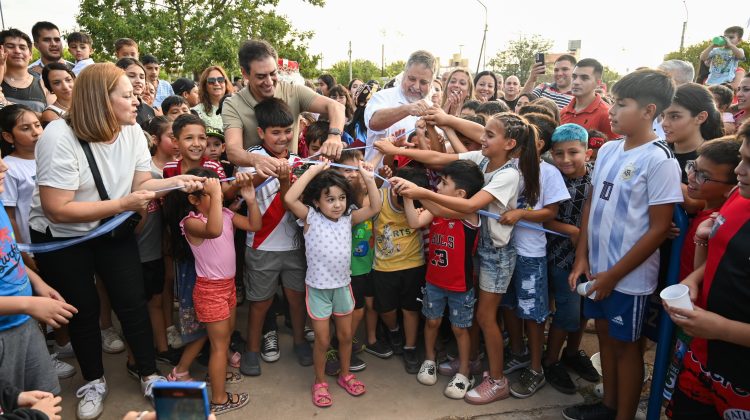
[{"xmin": 393, "ymin": 159, "xmax": 484, "ymax": 400}]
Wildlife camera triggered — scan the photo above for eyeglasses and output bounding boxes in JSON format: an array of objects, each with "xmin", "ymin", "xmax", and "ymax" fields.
[
  {"xmin": 685, "ymin": 160, "xmax": 736, "ymax": 185},
  {"xmin": 207, "ymin": 77, "xmax": 226, "ymax": 84}
]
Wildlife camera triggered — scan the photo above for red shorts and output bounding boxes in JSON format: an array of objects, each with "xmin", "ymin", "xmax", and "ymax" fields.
[
  {"xmin": 193, "ymin": 277, "xmax": 236, "ymax": 323},
  {"xmin": 669, "ymin": 349, "xmax": 750, "ymax": 418}
]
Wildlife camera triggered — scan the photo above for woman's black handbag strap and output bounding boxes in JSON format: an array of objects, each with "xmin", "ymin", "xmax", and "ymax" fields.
[{"xmin": 78, "ymin": 139, "xmax": 111, "ymax": 201}]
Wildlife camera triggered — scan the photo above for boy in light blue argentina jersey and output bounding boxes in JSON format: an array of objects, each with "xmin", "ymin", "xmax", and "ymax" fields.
[{"xmin": 563, "ymin": 69, "xmax": 683, "ymax": 420}]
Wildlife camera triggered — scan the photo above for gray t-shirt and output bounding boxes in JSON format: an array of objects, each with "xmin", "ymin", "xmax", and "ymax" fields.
[{"xmin": 136, "ymin": 160, "xmax": 163, "ymax": 262}]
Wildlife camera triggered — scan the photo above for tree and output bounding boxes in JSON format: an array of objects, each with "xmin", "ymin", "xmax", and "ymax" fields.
[
  {"xmin": 76, "ymin": 0, "xmax": 324, "ymax": 78},
  {"xmin": 488, "ymin": 34, "xmax": 553, "ymax": 82},
  {"xmin": 327, "ymin": 59, "xmax": 381, "ymax": 85},
  {"xmin": 601, "ymin": 65, "xmax": 621, "ymax": 89},
  {"xmin": 384, "ymin": 60, "xmax": 406, "ymax": 79}
]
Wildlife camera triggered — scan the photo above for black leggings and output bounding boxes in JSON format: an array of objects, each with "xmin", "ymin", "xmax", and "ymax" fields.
[{"xmin": 31, "ymin": 229, "xmax": 157, "ymax": 381}]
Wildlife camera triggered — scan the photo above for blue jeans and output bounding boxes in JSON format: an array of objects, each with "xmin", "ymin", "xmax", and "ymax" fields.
[
  {"xmin": 421, "ymin": 283, "xmax": 475, "ymax": 328},
  {"xmin": 502, "ymin": 255, "xmax": 549, "ymax": 323},
  {"xmin": 548, "ymin": 265, "xmax": 582, "ymax": 332}
]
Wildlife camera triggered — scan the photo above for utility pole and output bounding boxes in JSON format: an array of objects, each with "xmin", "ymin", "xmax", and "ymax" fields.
[
  {"xmin": 679, "ymin": 0, "xmax": 688, "ymax": 52},
  {"xmin": 320, "ymin": 53, "xmax": 323, "ymax": 73},
  {"xmin": 348, "ymin": 41, "xmax": 353, "ymax": 82},
  {"xmin": 0, "ymin": 1, "xmax": 5, "ymax": 30},
  {"xmin": 381, "ymin": 44, "xmax": 385, "ymax": 77},
  {"xmin": 475, "ymin": 0, "xmax": 488, "ymax": 74}
]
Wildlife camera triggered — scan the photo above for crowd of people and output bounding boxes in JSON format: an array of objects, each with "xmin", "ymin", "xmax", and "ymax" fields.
[{"xmin": 0, "ymin": 19, "xmax": 748, "ymax": 420}]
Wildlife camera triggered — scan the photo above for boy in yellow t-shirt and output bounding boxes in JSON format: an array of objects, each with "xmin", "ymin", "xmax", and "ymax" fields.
[{"xmin": 372, "ymin": 166, "xmax": 428, "ymax": 374}]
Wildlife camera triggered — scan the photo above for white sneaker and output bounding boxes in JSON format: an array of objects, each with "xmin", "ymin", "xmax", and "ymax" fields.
[
  {"xmin": 53, "ymin": 342, "xmax": 75, "ymax": 359},
  {"xmin": 417, "ymin": 360, "xmax": 437, "ymax": 385},
  {"xmin": 76, "ymin": 377, "xmax": 107, "ymax": 420},
  {"xmin": 101, "ymin": 327, "xmax": 125, "ymax": 354},
  {"xmin": 166, "ymin": 325, "xmax": 183, "ymax": 349},
  {"xmin": 445, "ymin": 373, "xmax": 474, "ymax": 399},
  {"xmin": 304, "ymin": 326, "xmax": 315, "ymax": 343},
  {"xmin": 141, "ymin": 374, "xmax": 168, "ymax": 404},
  {"xmin": 51, "ymin": 353, "xmax": 76, "ymax": 379}
]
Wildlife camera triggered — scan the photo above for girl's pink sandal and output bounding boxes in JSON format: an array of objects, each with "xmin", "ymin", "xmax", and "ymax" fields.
[
  {"xmin": 312, "ymin": 382, "xmax": 332, "ymax": 407},
  {"xmin": 167, "ymin": 367, "xmax": 193, "ymax": 382},
  {"xmin": 337, "ymin": 373, "xmax": 366, "ymax": 396}
]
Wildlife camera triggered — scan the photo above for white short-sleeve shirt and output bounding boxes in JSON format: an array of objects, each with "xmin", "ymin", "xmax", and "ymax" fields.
[
  {"xmin": 364, "ymin": 87, "xmax": 432, "ymax": 161},
  {"xmin": 29, "ymin": 119, "xmax": 152, "ymax": 237},
  {"xmin": 512, "ymin": 161, "xmax": 570, "ymax": 257},
  {"xmin": 1, "ymin": 156, "xmax": 36, "ymax": 244},
  {"xmin": 587, "ymin": 138, "xmax": 683, "ymax": 295},
  {"xmin": 458, "ymin": 151, "xmax": 520, "ymax": 248}
]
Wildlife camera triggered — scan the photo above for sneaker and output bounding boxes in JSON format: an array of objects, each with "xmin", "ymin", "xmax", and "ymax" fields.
[
  {"xmin": 562, "ymin": 401, "xmax": 617, "ymax": 420},
  {"xmin": 53, "ymin": 342, "xmax": 75, "ymax": 359},
  {"xmin": 51, "ymin": 353, "xmax": 76, "ymax": 379},
  {"xmin": 464, "ymin": 372, "xmax": 509, "ymax": 404},
  {"xmin": 445, "ymin": 373, "xmax": 474, "ymax": 399},
  {"xmin": 510, "ymin": 367, "xmax": 546, "ymax": 398},
  {"xmin": 503, "ymin": 349, "xmax": 530, "ymax": 374},
  {"xmin": 260, "ymin": 330, "xmax": 280, "ymax": 362},
  {"xmin": 350, "ymin": 353, "xmax": 367, "ymax": 372},
  {"xmin": 156, "ymin": 346, "xmax": 183, "ymax": 366},
  {"xmin": 304, "ymin": 326, "xmax": 315, "ymax": 342},
  {"xmin": 438, "ymin": 358, "xmax": 483, "ymax": 377},
  {"xmin": 141, "ymin": 374, "xmax": 167, "ymax": 404},
  {"xmin": 544, "ymin": 362, "xmax": 577, "ymax": 395},
  {"xmin": 76, "ymin": 377, "xmax": 108, "ymax": 420},
  {"xmin": 166, "ymin": 325, "xmax": 183, "ymax": 349},
  {"xmin": 364, "ymin": 338, "xmax": 393, "ymax": 359},
  {"xmin": 561, "ymin": 349, "xmax": 601, "ymax": 383},
  {"xmin": 240, "ymin": 351, "xmax": 261, "ymax": 376},
  {"xmin": 388, "ymin": 329, "xmax": 404, "ymax": 355},
  {"xmin": 101, "ymin": 327, "xmax": 125, "ymax": 354},
  {"xmin": 294, "ymin": 341, "xmax": 313, "ymax": 367},
  {"xmin": 403, "ymin": 348, "xmax": 420, "ymax": 374},
  {"xmin": 325, "ymin": 350, "xmax": 340, "ymax": 376},
  {"xmin": 417, "ymin": 360, "xmax": 437, "ymax": 385},
  {"xmin": 351, "ymin": 337, "xmax": 365, "ymax": 354}
]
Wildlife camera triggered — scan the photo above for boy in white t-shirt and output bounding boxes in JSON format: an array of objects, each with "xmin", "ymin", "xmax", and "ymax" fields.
[
  {"xmin": 236, "ymin": 98, "xmax": 310, "ymax": 376},
  {"xmin": 563, "ymin": 69, "xmax": 683, "ymax": 420}
]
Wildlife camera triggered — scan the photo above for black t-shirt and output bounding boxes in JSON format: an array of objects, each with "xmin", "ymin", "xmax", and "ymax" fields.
[
  {"xmin": 673, "ymin": 149, "xmax": 698, "ymax": 185},
  {"xmin": 504, "ymin": 97, "xmax": 520, "ymax": 112}
]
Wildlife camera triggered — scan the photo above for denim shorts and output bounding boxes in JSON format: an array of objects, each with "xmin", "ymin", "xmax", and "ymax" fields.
[
  {"xmin": 477, "ymin": 230, "xmax": 516, "ymax": 294},
  {"xmin": 421, "ymin": 283, "xmax": 475, "ymax": 328},
  {"xmin": 548, "ymin": 265, "xmax": 582, "ymax": 332},
  {"xmin": 502, "ymin": 255, "xmax": 550, "ymax": 323}
]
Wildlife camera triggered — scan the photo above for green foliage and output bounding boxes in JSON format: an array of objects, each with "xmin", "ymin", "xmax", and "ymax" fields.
[
  {"xmin": 76, "ymin": 0, "xmax": 324, "ymax": 78},
  {"xmin": 327, "ymin": 59, "xmax": 381, "ymax": 86},
  {"xmin": 601, "ymin": 65, "xmax": 621, "ymax": 89},
  {"xmin": 488, "ymin": 34, "xmax": 553, "ymax": 82},
  {"xmin": 664, "ymin": 40, "xmax": 750, "ymax": 74},
  {"xmin": 325, "ymin": 59, "xmax": 407, "ymax": 86}
]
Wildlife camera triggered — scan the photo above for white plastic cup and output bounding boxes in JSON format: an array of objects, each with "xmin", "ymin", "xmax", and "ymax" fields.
[
  {"xmin": 660, "ymin": 284, "xmax": 694, "ymax": 314},
  {"xmin": 577, "ymin": 281, "xmax": 597, "ymax": 300}
]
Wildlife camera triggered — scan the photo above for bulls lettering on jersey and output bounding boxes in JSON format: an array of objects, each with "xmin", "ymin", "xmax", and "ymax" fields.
[{"xmin": 426, "ymin": 217, "xmax": 479, "ymax": 292}]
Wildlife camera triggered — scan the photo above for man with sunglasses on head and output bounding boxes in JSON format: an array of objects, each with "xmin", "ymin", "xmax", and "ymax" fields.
[{"xmin": 28, "ymin": 22, "xmax": 73, "ymax": 79}]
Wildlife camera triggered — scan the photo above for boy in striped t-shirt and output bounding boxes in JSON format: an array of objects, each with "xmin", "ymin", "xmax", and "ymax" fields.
[
  {"xmin": 236, "ymin": 98, "xmax": 310, "ymax": 376},
  {"xmin": 563, "ymin": 69, "xmax": 683, "ymax": 420}
]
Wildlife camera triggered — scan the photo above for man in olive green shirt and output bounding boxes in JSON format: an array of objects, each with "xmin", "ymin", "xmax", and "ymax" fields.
[{"xmin": 222, "ymin": 39, "xmax": 345, "ymax": 177}]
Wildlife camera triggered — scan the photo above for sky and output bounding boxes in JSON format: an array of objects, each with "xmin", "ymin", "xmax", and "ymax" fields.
[{"xmin": 3, "ymin": 0, "xmax": 749, "ymax": 75}]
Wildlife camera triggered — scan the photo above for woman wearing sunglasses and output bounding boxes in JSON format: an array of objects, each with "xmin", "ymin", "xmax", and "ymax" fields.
[{"xmin": 194, "ymin": 65, "xmax": 235, "ymax": 129}]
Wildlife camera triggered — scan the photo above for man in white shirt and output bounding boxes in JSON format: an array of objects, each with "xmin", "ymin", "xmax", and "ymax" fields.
[{"xmin": 364, "ymin": 50, "xmax": 436, "ymax": 160}]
